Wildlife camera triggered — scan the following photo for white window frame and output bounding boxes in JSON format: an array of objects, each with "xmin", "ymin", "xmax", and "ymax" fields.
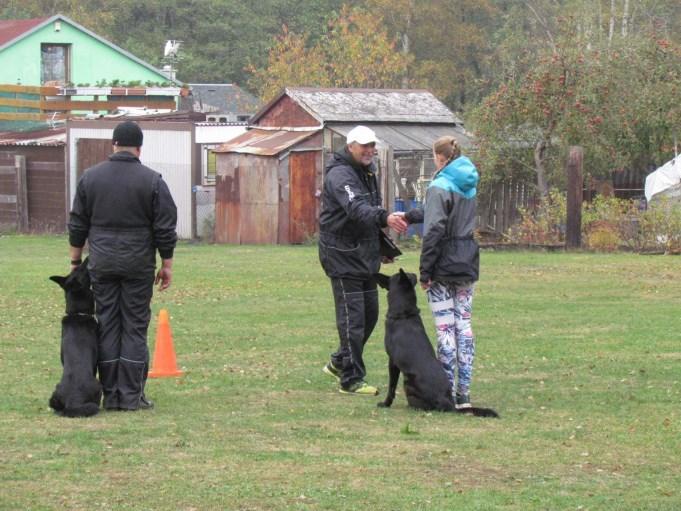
[{"xmin": 202, "ymin": 144, "xmax": 219, "ymax": 185}]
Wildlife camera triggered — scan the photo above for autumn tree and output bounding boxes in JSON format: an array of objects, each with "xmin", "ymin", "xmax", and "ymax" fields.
[
  {"xmin": 367, "ymin": 0, "xmax": 498, "ymax": 111},
  {"xmin": 470, "ymin": 21, "xmax": 681, "ymax": 199},
  {"xmin": 248, "ymin": 27, "xmax": 329, "ymax": 102},
  {"xmin": 249, "ymin": 5, "xmax": 411, "ymax": 102}
]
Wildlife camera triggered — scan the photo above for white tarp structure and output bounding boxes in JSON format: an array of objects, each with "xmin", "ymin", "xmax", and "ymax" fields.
[{"xmin": 644, "ymin": 157, "xmax": 681, "ymax": 203}]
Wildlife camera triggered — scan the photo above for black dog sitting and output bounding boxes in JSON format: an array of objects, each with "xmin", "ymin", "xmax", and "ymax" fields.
[
  {"xmin": 48, "ymin": 260, "xmax": 102, "ymax": 417},
  {"xmin": 375, "ymin": 269, "xmax": 498, "ymax": 418}
]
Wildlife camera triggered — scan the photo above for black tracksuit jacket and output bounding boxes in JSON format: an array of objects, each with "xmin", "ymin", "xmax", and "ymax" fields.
[
  {"xmin": 68, "ymin": 151, "xmax": 177, "ymax": 275},
  {"xmin": 318, "ymin": 147, "xmax": 388, "ymax": 280}
]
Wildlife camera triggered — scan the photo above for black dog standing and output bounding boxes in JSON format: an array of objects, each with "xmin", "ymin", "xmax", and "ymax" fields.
[
  {"xmin": 49, "ymin": 260, "xmax": 102, "ymax": 417},
  {"xmin": 376, "ymin": 270, "xmax": 498, "ymax": 418}
]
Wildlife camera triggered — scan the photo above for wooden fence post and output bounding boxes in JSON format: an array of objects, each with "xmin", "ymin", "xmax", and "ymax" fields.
[
  {"xmin": 15, "ymin": 155, "xmax": 29, "ymax": 232},
  {"xmin": 566, "ymin": 146, "xmax": 583, "ymax": 249}
]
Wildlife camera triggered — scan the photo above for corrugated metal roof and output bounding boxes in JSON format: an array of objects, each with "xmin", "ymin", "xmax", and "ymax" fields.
[
  {"xmin": 327, "ymin": 123, "xmax": 473, "ymax": 152},
  {"xmin": 0, "ymin": 128, "xmax": 66, "ymax": 146},
  {"xmin": 0, "ymin": 17, "xmax": 48, "ymax": 47},
  {"xmin": 213, "ymin": 128, "xmax": 319, "ymax": 156},
  {"xmin": 275, "ymin": 88, "xmax": 461, "ymax": 124}
]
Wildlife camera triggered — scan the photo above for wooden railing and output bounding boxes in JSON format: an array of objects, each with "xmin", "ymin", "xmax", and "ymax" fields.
[{"xmin": 0, "ymin": 84, "xmax": 185, "ymax": 121}]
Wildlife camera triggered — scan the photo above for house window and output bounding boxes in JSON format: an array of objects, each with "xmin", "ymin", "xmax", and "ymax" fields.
[
  {"xmin": 236, "ymin": 115, "xmax": 250, "ymax": 122},
  {"xmin": 203, "ymin": 145, "xmax": 218, "ymax": 185},
  {"xmin": 41, "ymin": 44, "xmax": 70, "ymax": 84}
]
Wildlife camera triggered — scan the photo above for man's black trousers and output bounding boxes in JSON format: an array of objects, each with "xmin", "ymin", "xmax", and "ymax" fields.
[
  {"xmin": 90, "ymin": 271, "xmax": 154, "ymax": 410},
  {"xmin": 329, "ymin": 277, "xmax": 379, "ymax": 388}
]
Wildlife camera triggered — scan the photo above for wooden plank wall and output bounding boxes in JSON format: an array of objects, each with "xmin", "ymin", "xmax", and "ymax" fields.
[
  {"xmin": 0, "ymin": 155, "xmax": 17, "ymax": 229},
  {"xmin": 254, "ymin": 95, "xmax": 319, "ymax": 128},
  {"xmin": 76, "ymin": 139, "xmax": 112, "ymax": 180},
  {"xmin": 0, "ymin": 148, "xmax": 67, "ymax": 232},
  {"xmin": 288, "ymin": 151, "xmax": 318, "ymax": 243}
]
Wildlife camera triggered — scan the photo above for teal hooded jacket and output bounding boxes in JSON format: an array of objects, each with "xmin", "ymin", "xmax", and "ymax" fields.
[
  {"xmin": 405, "ymin": 155, "xmax": 480, "ymax": 284},
  {"xmin": 429, "ymin": 155, "xmax": 478, "ymax": 198}
]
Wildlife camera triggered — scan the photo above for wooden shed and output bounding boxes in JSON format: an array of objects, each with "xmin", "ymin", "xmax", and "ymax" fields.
[
  {"xmin": 0, "ymin": 127, "xmax": 66, "ymax": 232},
  {"xmin": 212, "ymin": 128, "xmax": 322, "ymax": 244},
  {"xmin": 213, "ymin": 87, "xmax": 470, "ymax": 245}
]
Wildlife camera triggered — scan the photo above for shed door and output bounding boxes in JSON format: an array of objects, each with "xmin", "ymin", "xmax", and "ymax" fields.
[
  {"xmin": 77, "ymin": 139, "xmax": 112, "ymax": 179},
  {"xmin": 289, "ymin": 151, "xmax": 317, "ymax": 244}
]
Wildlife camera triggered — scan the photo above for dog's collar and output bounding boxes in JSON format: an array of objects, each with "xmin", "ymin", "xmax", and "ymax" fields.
[
  {"xmin": 66, "ymin": 312, "xmax": 95, "ymax": 318},
  {"xmin": 387, "ymin": 308, "xmax": 420, "ymax": 320}
]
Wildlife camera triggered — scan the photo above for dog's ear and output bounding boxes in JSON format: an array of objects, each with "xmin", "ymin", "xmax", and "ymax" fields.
[
  {"xmin": 375, "ymin": 273, "xmax": 391, "ymax": 290},
  {"xmin": 398, "ymin": 269, "xmax": 417, "ymax": 288},
  {"xmin": 407, "ymin": 273, "xmax": 417, "ymax": 287},
  {"xmin": 49, "ymin": 275, "xmax": 67, "ymax": 289},
  {"xmin": 71, "ymin": 263, "xmax": 91, "ymax": 289}
]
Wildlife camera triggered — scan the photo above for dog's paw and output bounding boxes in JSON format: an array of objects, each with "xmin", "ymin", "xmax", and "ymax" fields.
[{"xmin": 377, "ymin": 400, "xmax": 392, "ymax": 408}]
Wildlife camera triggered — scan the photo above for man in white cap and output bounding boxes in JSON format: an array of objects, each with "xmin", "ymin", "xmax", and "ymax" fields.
[{"xmin": 318, "ymin": 125, "xmax": 408, "ymax": 395}]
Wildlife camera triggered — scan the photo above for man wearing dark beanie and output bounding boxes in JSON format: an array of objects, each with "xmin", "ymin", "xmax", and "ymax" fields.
[{"xmin": 68, "ymin": 120, "xmax": 177, "ymax": 411}]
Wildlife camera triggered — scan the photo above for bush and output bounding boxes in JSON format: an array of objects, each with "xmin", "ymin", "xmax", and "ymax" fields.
[
  {"xmin": 585, "ymin": 221, "xmax": 620, "ymax": 251},
  {"xmin": 581, "ymin": 196, "xmax": 640, "ymax": 251},
  {"xmin": 638, "ymin": 198, "xmax": 681, "ymax": 253},
  {"xmin": 505, "ymin": 189, "xmax": 566, "ymax": 245},
  {"xmin": 503, "ymin": 190, "xmax": 681, "ymax": 253}
]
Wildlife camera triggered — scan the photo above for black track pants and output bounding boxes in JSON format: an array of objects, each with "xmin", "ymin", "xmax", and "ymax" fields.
[
  {"xmin": 329, "ymin": 277, "xmax": 379, "ymax": 388},
  {"xmin": 91, "ymin": 271, "xmax": 154, "ymax": 410}
]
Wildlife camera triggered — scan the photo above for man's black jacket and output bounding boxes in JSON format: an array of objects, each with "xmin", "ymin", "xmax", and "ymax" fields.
[
  {"xmin": 69, "ymin": 151, "xmax": 177, "ymax": 275},
  {"xmin": 318, "ymin": 147, "xmax": 388, "ymax": 280}
]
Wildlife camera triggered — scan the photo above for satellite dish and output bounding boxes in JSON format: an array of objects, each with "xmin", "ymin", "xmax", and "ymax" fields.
[{"xmin": 164, "ymin": 40, "xmax": 181, "ymax": 58}]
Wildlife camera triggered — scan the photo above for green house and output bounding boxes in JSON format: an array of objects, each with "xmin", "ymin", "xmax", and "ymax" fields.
[{"xmin": 0, "ymin": 14, "xmax": 175, "ymax": 86}]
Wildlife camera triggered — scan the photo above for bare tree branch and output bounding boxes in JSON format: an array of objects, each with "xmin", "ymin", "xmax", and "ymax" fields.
[{"xmin": 523, "ymin": 1, "xmax": 556, "ymax": 51}]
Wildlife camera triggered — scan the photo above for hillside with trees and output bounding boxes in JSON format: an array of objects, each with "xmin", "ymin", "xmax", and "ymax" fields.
[{"xmin": 2, "ymin": 0, "xmax": 680, "ymax": 193}]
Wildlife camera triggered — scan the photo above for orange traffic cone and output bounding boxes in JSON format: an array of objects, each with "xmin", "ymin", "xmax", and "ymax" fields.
[{"xmin": 149, "ymin": 309, "xmax": 184, "ymax": 378}]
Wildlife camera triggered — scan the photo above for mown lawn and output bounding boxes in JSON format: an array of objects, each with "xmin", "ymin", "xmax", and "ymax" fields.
[{"xmin": 0, "ymin": 234, "xmax": 679, "ymax": 510}]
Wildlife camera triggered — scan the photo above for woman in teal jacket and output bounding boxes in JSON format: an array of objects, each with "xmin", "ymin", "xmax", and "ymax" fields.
[{"xmin": 405, "ymin": 136, "xmax": 480, "ymax": 409}]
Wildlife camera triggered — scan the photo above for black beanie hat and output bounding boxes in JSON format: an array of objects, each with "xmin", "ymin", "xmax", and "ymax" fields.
[{"xmin": 112, "ymin": 121, "xmax": 143, "ymax": 147}]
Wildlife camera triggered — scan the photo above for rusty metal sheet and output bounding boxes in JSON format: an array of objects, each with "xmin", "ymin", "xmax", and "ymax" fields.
[
  {"xmin": 238, "ymin": 156, "xmax": 278, "ymax": 244},
  {"xmin": 213, "ymin": 128, "xmax": 319, "ymax": 156}
]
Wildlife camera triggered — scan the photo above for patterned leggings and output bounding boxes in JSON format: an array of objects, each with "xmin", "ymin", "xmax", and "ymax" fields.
[{"xmin": 426, "ymin": 281, "xmax": 475, "ymax": 396}]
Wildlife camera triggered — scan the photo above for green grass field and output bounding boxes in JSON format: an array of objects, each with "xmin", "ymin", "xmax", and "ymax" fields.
[{"xmin": 1, "ymin": 235, "xmax": 680, "ymax": 510}]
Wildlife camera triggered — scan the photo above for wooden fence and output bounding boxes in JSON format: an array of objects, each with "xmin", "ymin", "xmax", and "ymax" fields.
[
  {"xmin": 0, "ymin": 149, "xmax": 66, "ymax": 233},
  {"xmin": 0, "ymin": 155, "xmax": 28, "ymax": 231},
  {"xmin": 477, "ymin": 180, "xmax": 536, "ymax": 237}
]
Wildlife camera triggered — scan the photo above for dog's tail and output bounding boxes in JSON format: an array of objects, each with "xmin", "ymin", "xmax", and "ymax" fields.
[
  {"xmin": 61, "ymin": 403, "xmax": 100, "ymax": 418},
  {"xmin": 455, "ymin": 406, "xmax": 500, "ymax": 418}
]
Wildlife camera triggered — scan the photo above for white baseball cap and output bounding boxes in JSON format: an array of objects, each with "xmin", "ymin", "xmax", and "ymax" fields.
[{"xmin": 346, "ymin": 125, "xmax": 379, "ymax": 145}]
